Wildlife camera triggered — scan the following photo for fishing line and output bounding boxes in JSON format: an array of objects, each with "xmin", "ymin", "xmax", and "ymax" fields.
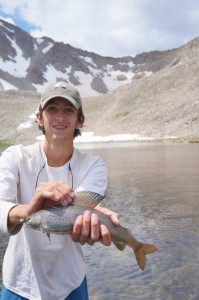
[
  {"xmin": 35, "ymin": 162, "xmax": 74, "ymax": 189},
  {"xmin": 69, "ymin": 163, "xmax": 73, "ymax": 189},
  {"xmin": 9, "ymin": 217, "xmax": 24, "ymax": 235},
  {"xmin": 35, "ymin": 163, "xmax": 46, "ymax": 189}
]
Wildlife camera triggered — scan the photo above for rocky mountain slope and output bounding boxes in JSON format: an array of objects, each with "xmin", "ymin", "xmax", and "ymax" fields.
[
  {"xmin": 0, "ymin": 18, "xmax": 134, "ymax": 97},
  {"xmin": 0, "ymin": 18, "xmax": 199, "ymax": 145},
  {"xmin": 0, "ymin": 18, "xmax": 182, "ymax": 98},
  {"xmin": 83, "ymin": 37, "xmax": 199, "ymax": 141}
]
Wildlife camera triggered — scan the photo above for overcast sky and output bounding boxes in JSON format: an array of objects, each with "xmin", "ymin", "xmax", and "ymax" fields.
[{"xmin": 0, "ymin": 0, "xmax": 199, "ymax": 57}]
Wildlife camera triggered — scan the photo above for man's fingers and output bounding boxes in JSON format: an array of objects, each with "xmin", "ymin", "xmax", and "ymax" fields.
[
  {"xmin": 55, "ymin": 182, "xmax": 74, "ymax": 205},
  {"xmin": 80, "ymin": 211, "xmax": 92, "ymax": 244},
  {"xmin": 72, "ymin": 211, "xmax": 114, "ymax": 247},
  {"xmin": 90, "ymin": 213, "xmax": 100, "ymax": 241},
  {"xmin": 72, "ymin": 215, "xmax": 83, "ymax": 242},
  {"xmin": 95, "ymin": 206, "xmax": 120, "ymax": 226},
  {"xmin": 100, "ymin": 224, "xmax": 112, "ymax": 246},
  {"xmin": 72, "ymin": 212, "xmax": 100, "ymax": 245},
  {"xmin": 110, "ymin": 213, "xmax": 120, "ymax": 226},
  {"xmin": 34, "ymin": 181, "xmax": 75, "ymax": 208}
]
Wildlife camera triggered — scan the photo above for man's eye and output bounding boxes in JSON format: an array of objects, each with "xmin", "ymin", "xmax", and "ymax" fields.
[
  {"xmin": 65, "ymin": 108, "xmax": 75, "ymax": 113},
  {"xmin": 48, "ymin": 106, "xmax": 56, "ymax": 111}
]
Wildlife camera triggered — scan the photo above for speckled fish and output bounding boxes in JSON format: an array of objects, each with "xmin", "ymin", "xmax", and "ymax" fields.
[{"xmin": 25, "ymin": 191, "xmax": 157, "ymax": 270}]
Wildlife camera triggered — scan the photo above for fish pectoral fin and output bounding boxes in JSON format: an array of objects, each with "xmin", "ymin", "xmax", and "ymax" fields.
[
  {"xmin": 112, "ymin": 240, "xmax": 126, "ymax": 251},
  {"xmin": 46, "ymin": 232, "xmax": 51, "ymax": 241},
  {"xmin": 86, "ymin": 238, "xmax": 96, "ymax": 246}
]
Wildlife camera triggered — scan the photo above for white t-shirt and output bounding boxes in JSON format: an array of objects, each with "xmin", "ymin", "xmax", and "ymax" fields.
[{"xmin": 0, "ymin": 141, "xmax": 107, "ymax": 300}]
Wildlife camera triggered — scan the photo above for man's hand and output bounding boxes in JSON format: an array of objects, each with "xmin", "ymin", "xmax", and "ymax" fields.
[
  {"xmin": 28, "ymin": 181, "xmax": 75, "ymax": 214},
  {"xmin": 71, "ymin": 207, "xmax": 120, "ymax": 246},
  {"xmin": 8, "ymin": 181, "xmax": 75, "ymax": 234}
]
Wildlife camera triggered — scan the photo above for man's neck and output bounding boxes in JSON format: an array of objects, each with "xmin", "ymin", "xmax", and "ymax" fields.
[{"xmin": 43, "ymin": 140, "xmax": 74, "ymax": 167}]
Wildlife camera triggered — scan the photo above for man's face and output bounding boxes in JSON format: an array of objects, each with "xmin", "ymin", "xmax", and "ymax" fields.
[{"xmin": 40, "ymin": 97, "xmax": 80, "ymax": 142}]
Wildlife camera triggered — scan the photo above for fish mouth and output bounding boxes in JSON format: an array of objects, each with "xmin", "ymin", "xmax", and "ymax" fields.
[{"xmin": 24, "ymin": 217, "xmax": 31, "ymax": 226}]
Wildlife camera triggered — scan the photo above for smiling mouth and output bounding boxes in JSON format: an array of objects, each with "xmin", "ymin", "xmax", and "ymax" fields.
[{"xmin": 53, "ymin": 125, "xmax": 67, "ymax": 129}]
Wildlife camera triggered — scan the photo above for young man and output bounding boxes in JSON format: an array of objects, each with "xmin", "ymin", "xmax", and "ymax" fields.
[{"xmin": 0, "ymin": 81, "xmax": 119, "ymax": 300}]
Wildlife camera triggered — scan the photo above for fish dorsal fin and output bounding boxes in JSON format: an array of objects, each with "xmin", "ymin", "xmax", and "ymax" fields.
[{"xmin": 73, "ymin": 191, "xmax": 104, "ymax": 208}]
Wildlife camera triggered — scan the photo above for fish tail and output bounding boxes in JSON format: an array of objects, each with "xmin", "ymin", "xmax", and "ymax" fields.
[{"xmin": 133, "ymin": 243, "xmax": 158, "ymax": 271}]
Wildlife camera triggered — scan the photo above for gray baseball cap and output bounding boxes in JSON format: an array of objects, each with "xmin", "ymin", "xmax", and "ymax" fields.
[{"xmin": 40, "ymin": 81, "xmax": 82, "ymax": 109}]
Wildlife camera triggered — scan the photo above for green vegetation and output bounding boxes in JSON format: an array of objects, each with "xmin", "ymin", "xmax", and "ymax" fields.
[
  {"xmin": 188, "ymin": 139, "xmax": 199, "ymax": 143},
  {"xmin": 0, "ymin": 140, "xmax": 12, "ymax": 147},
  {"xmin": 113, "ymin": 111, "xmax": 129, "ymax": 119}
]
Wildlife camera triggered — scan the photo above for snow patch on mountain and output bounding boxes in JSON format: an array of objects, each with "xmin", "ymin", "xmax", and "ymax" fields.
[
  {"xmin": 42, "ymin": 42, "xmax": 54, "ymax": 54},
  {"xmin": 44, "ymin": 65, "xmax": 68, "ymax": 84},
  {"xmin": 79, "ymin": 56, "xmax": 97, "ymax": 67},
  {"xmin": 0, "ymin": 78, "xmax": 17, "ymax": 90},
  {"xmin": 17, "ymin": 113, "xmax": 36, "ymax": 130},
  {"xmin": 0, "ymin": 35, "xmax": 30, "ymax": 77}
]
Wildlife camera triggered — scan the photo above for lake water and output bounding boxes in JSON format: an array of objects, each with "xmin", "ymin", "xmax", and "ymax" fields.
[{"xmin": 0, "ymin": 142, "xmax": 198, "ymax": 300}]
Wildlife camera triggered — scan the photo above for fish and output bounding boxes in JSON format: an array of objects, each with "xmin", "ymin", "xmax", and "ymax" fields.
[{"xmin": 24, "ymin": 191, "xmax": 158, "ymax": 270}]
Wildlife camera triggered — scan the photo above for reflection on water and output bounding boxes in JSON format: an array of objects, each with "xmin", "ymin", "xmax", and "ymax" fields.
[
  {"xmin": 0, "ymin": 143, "xmax": 199, "ymax": 300},
  {"xmin": 82, "ymin": 143, "xmax": 199, "ymax": 300}
]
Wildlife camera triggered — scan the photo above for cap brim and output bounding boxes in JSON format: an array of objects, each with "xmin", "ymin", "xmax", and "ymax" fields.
[{"xmin": 41, "ymin": 94, "xmax": 81, "ymax": 109}]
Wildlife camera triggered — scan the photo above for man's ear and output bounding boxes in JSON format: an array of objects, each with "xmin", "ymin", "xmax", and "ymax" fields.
[{"xmin": 35, "ymin": 111, "xmax": 44, "ymax": 127}]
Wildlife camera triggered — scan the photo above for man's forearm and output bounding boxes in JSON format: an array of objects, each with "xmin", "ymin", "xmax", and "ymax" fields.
[{"xmin": 8, "ymin": 204, "xmax": 30, "ymax": 234}]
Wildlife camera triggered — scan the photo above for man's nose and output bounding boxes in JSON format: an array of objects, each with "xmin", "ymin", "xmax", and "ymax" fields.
[{"xmin": 56, "ymin": 111, "xmax": 65, "ymax": 121}]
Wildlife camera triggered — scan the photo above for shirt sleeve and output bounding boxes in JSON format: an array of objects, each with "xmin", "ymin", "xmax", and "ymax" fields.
[
  {"xmin": 75, "ymin": 154, "xmax": 108, "ymax": 197},
  {"xmin": 0, "ymin": 146, "xmax": 19, "ymax": 235}
]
